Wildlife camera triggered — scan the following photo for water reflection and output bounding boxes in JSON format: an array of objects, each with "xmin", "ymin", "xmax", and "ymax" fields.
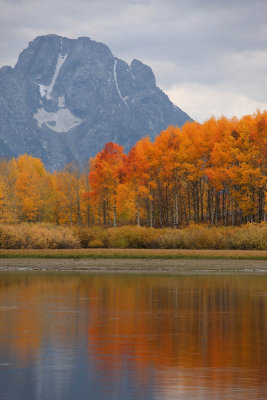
[{"xmin": 0, "ymin": 272, "xmax": 267, "ymax": 399}]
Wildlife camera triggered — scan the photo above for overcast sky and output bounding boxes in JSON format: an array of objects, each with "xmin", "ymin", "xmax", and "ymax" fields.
[{"xmin": 0, "ymin": 0, "xmax": 267, "ymax": 122}]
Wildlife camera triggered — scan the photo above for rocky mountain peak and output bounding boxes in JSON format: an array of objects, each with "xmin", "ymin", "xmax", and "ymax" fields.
[{"xmin": 0, "ymin": 34, "xmax": 192, "ymax": 170}]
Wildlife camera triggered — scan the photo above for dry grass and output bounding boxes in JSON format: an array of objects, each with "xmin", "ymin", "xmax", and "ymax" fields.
[
  {"xmin": 0, "ymin": 223, "xmax": 79, "ymax": 249},
  {"xmin": 0, "ymin": 223, "xmax": 267, "ymax": 251},
  {"xmin": 75, "ymin": 223, "xmax": 267, "ymax": 250}
]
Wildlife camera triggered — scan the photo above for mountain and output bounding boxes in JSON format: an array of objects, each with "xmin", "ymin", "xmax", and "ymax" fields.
[{"xmin": 0, "ymin": 34, "xmax": 192, "ymax": 170}]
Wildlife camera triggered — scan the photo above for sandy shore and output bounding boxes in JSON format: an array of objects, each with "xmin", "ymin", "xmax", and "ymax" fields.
[{"xmin": 0, "ymin": 258, "xmax": 267, "ymax": 273}]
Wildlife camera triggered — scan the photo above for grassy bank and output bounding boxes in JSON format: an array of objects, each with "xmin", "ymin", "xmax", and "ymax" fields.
[
  {"xmin": 0, "ymin": 249, "xmax": 267, "ymax": 260},
  {"xmin": 0, "ymin": 223, "xmax": 267, "ymax": 252}
]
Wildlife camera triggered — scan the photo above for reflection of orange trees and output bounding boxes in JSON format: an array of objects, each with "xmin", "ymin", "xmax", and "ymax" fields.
[
  {"xmin": 0, "ymin": 275, "xmax": 42, "ymax": 361},
  {"xmin": 0, "ymin": 273, "xmax": 267, "ymax": 392},
  {"xmin": 87, "ymin": 275, "xmax": 267, "ymax": 372},
  {"xmin": 0, "ymin": 274, "xmax": 88, "ymax": 361},
  {"xmin": 86, "ymin": 275, "xmax": 267, "ymax": 395}
]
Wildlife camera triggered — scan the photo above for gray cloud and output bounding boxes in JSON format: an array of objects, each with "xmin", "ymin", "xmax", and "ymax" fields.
[{"xmin": 0, "ymin": 0, "xmax": 267, "ymax": 121}]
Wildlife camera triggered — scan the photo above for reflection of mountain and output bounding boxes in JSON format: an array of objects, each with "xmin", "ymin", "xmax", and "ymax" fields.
[
  {"xmin": 0, "ymin": 273, "xmax": 267, "ymax": 399},
  {"xmin": 35, "ymin": 346, "xmax": 76, "ymax": 400}
]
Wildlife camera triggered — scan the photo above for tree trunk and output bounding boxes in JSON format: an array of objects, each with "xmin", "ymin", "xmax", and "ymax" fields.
[
  {"xmin": 113, "ymin": 198, "xmax": 117, "ymax": 227},
  {"xmin": 136, "ymin": 197, "xmax": 140, "ymax": 226}
]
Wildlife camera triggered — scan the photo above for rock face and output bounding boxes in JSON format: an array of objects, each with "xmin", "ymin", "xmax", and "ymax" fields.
[{"xmin": 0, "ymin": 34, "xmax": 192, "ymax": 170}]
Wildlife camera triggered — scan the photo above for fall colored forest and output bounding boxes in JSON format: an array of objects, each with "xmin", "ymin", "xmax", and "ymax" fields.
[{"xmin": 0, "ymin": 111, "xmax": 266, "ymax": 227}]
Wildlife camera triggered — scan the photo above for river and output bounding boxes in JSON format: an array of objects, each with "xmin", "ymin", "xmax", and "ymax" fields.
[{"xmin": 0, "ymin": 271, "xmax": 266, "ymax": 399}]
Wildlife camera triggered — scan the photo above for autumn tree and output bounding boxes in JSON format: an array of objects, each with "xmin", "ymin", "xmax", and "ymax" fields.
[
  {"xmin": 89, "ymin": 143, "xmax": 125, "ymax": 227},
  {"xmin": 15, "ymin": 155, "xmax": 50, "ymax": 222}
]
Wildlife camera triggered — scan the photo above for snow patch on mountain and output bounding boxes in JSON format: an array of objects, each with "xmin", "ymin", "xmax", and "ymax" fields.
[
  {"xmin": 34, "ymin": 108, "xmax": 82, "ymax": 132},
  {"xmin": 46, "ymin": 53, "xmax": 68, "ymax": 100},
  {"xmin": 113, "ymin": 59, "xmax": 128, "ymax": 108},
  {"xmin": 58, "ymin": 96, "xmax": 65, "ymax": 108},
  {"xmin": 129, "ymin": 65, "xmax": 135, "ymax": 81},
  {"xmin": 39, "ymin": 84, "xmax": 48, "ymax": 97},
  {"xmin": 37, "ymin": 49, "xmax": 68, "ymax": 100}
]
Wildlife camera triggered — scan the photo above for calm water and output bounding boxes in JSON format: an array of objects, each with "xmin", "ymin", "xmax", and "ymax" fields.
[{"xmin": 0, "ymin": 272, "xmax": 267, "ymax": 399}]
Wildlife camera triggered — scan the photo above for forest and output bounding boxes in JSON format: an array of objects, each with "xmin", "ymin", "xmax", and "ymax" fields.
[{"xmin": 0, "ymin": 110, "xmax": 266, "ymax": 228}]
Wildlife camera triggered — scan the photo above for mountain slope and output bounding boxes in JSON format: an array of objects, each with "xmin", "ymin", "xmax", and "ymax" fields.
[{"xmin": 0, "ymin": 34, "xmax": 192, "ymax": 169}]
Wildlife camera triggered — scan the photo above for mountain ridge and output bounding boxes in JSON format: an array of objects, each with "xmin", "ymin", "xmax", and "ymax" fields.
[{"xmin": 0, "ymin": 34, "xmax": 192, "ymax": 169}]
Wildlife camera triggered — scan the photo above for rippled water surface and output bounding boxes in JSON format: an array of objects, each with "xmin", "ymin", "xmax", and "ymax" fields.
[{"xmin": 0, "ymin": 271, "xmax": 267, "ymax": 399}]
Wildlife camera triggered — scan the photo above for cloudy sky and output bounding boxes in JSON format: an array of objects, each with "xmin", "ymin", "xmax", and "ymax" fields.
[{"xmin": 0, "ymin": 0, "xmax": 267, "ymax": 122}]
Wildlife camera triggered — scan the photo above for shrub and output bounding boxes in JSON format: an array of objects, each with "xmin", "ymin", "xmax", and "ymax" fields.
[
  {"xmin": 155, "ymin": 224, "xmax": 267, "ymax": 250},
  {"xmin": 0, "ymin": 223, "xmax": 80, "ymax": 249},
  {"xmin": 0, "ymin": 223, "xmax": 266, "ymax": 250},
  {"xmin": 228, "ymin": 223, "xmax": 267, "ymax": 250},
  {"xmin": 107, "ymin": 226, "xmax": 160, "ymax": 248},
  {"xmin": 74, "ymin": 226, "xmax": 108, "ymax": 248}
]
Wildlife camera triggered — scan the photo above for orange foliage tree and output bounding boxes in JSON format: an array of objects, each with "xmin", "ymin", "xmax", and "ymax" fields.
[
  {"xmin": 88, "ymin": 142, "xmax": 125, "ymax": 227},
  {"xmin": 0, "ymin": 111, "xmax": 266, "ymax": 226}
]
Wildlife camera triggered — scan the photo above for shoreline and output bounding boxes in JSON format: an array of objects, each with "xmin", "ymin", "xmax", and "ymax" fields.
[
  {"xmin": 0, "ymin": 248, "xmax": 267, "ymax": 260},
  {"xmin": 0, "ymin": 249, "xmax": 266, "ymax": 273},
  {"xmin": 0, "ymin": 257, "xmax": 267, "ymax": 273}
]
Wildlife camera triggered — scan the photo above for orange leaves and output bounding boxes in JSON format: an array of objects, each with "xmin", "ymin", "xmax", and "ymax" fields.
[
  {"xmin": 85, "ymin": 112, "xmax": 267, "ymax": 225},
  {"xmin": 89, "ymin": 142, "xmax": 125, "ymax": 195},
  {"xmin": 88, "ymin": 143, "xmax": 126, "ymax": 225},
  {"xmin": 0, "ymin": 111, "xmax": 266, "ymax": 226},
  {"xmin": 15, "ymin": 155, "xmax": 48, "ymax": 221}
]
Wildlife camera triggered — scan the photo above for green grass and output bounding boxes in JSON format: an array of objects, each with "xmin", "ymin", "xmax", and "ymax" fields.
[{"xmin": 0, "ymin": 252, "xmax": 266, "ymax": 260}]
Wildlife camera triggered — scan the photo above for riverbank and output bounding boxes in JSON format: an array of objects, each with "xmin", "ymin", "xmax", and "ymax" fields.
[
  {"xmin": 0, "ymin": 248, "xmax": 267, "ymax": 259},
  {"xmin": 0, "ymin": 249, "xmax": 266, "ymax": 273}
]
